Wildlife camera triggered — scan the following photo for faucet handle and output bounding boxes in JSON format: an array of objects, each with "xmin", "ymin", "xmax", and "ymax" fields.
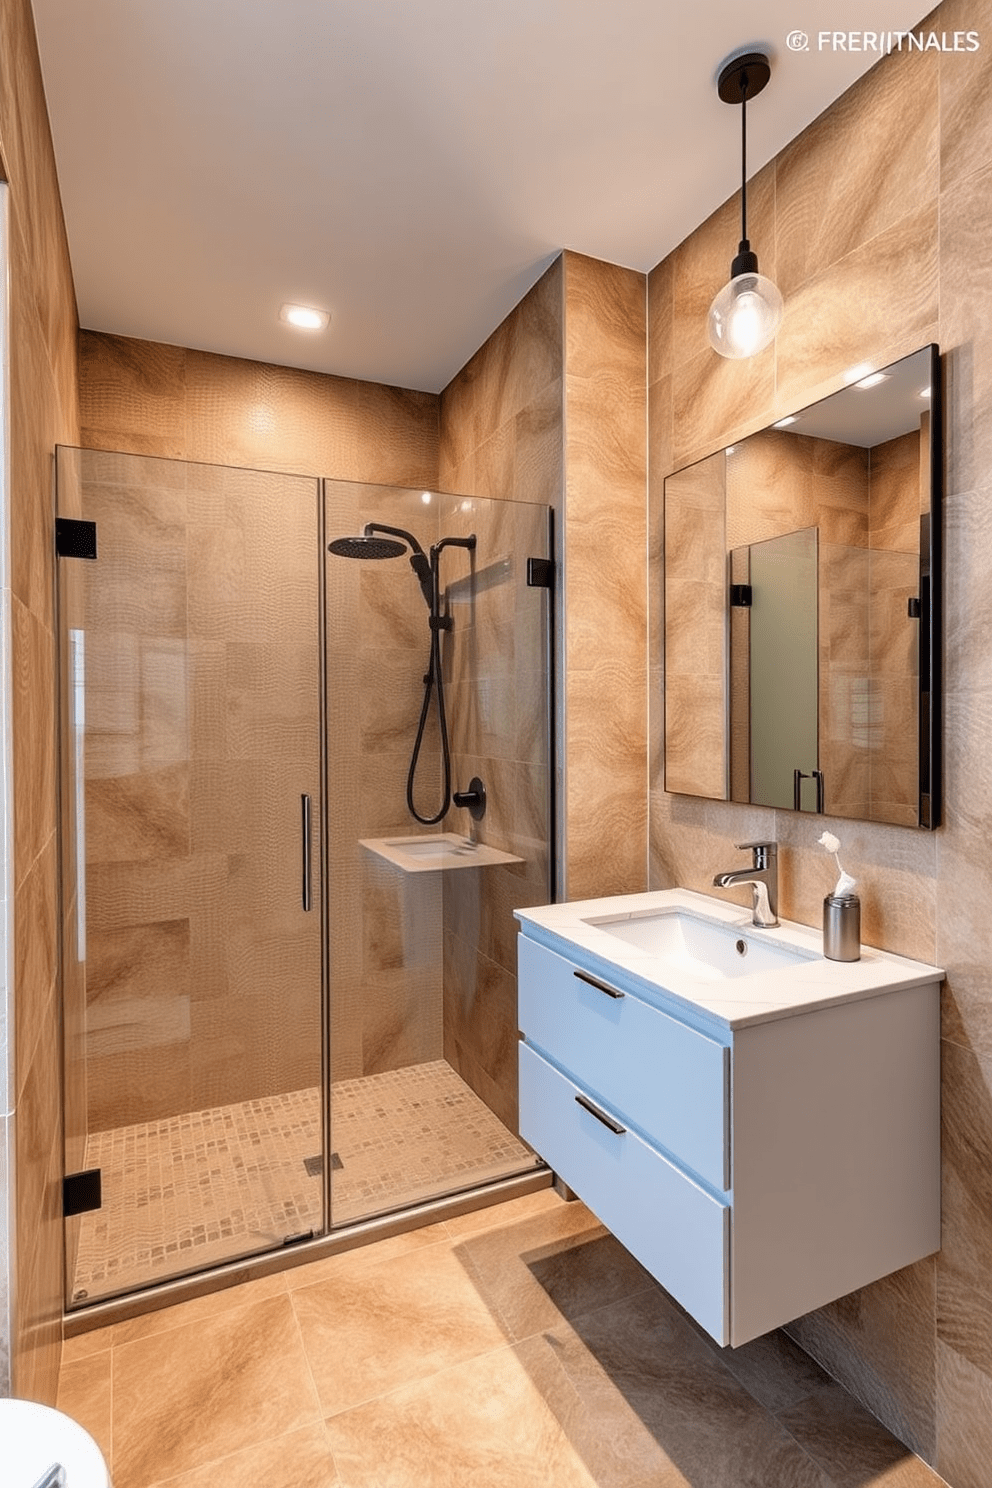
[{"xmin": 735, "ymin": 841, "xmax": 778, "ymax": 865}]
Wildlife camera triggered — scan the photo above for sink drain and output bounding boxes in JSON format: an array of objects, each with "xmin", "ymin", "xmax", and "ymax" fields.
[{"xmin": 735, "ymin": 938, "xmax": 747, "ymax": 956}]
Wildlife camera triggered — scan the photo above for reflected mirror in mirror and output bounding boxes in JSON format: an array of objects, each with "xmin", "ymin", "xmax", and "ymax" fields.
[{"xmin": 663, "ymin": 344, "xmax": 940, "ymax": 829}]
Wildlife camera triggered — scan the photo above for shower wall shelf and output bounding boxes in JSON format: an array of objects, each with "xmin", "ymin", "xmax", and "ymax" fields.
[{"xmin": 360, "ymin": 834, "xmax": 522, "ymax": 873}]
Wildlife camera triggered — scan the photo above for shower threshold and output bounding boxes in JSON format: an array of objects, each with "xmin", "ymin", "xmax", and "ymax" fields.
[{"xmin": 69, "ymin": 1061, "xmax": 540, "ymax": 1308}]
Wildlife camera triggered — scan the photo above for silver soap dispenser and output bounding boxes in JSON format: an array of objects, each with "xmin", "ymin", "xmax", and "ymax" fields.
[
  {"xmin": 818, "ymin": 830, "xmax": 861, "ymax": 962},
  {"xmin": 823, "ymin": 890, "xmax": 861, "ymax": 962}
]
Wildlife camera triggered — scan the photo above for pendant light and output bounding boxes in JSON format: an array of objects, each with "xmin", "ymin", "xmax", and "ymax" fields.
[{"xmin": 707, "ymin": 50, "xmax": 783, "ymax": 360}]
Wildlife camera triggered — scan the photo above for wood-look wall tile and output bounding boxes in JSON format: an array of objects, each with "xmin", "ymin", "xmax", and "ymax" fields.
[
  {"xmin": 672, "ymin": 343, "xmax": 775, "ymax": 467},
  {"xmin": 939, "ymin": 0, "xmax": 992, "ymax": 195},
  {"xmin": 9, "ymin": 217, "xmax": 59, "ymax": 624},
  {"xmin": 12, "ymin": 838, "xmax": 58, "ymax": 1093},
  {"xmin": 472, "ymin": 418, "xmax": 516, "ymax": 502},
  {"xmin": 777, "ymin": 1380, "xmax": 941, "ymax": 1486},
  {"xmin": 564, "ymin": 251, "xmax": 645, "ymax": 379},
  {"xmin": 13, "ymin": 1054, "xmax": 63, "ymax": 1403},
  {"xmin": 184, "ymin": 350, "xmax": 358, "ymax": 476},
  {"xmin": 79, "ymin": 331, "xmax": 187, "ymax": 459},
  {"xmin": 648, "ymin": 256, "xmax": 673, "ymax": 389},
  {"xmin": 940, "ymin": 159, "xmax": 992, "ymax": 495},
  {"xmin": 354, "ymin": 380, "xmax": 438, "ymax": 487},
  {"xmin": 1, "ymin": 0, "xmax": 80, "ymax": 420},
  {"xmin": 786, "ymin": 1254, "xmax": 938, "ymax": 1462},
  {"xmin": 3, "ymin": 0, "xmax": 81, "ymax": 1405},
  {"xmin": 648, "ymin": 372, "xmax": 672, "ymax": 504},
  {"xmin": 86, "ymin": 763, "xmax": 190, "ymax": 865},
  {"xmin": 11, "ymin": 597, "xmax": 56, "ymax": 889},
  {"xmin": 935, "ymin": 1336, "xmax": 992, "ymax": 1488},
  {"xmin": 513, "ymin": 377, "xmax": 563, "ymax": 508},
  {"xmin": 776, "ymin": 46, "xmax": 937, "ymax": 298},
  {"xmin": 775, "ymin": 206, "xmax": 939, "ymax": 416}
]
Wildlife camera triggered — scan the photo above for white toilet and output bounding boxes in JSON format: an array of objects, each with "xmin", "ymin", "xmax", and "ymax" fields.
[{"xmin": 2, "ymin": 1398, "xmax": 111, "ymax": 1487}]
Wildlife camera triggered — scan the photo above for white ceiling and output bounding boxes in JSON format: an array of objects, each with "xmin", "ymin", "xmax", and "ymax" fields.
[{"xmin": 32, "ymin": 1, "xmax": 930, "ymax": 393}]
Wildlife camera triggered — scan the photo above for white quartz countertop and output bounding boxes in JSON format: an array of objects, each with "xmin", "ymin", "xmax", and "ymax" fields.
[{"xmin": 514, "ymin": 888, "xmax": 944, "ymax": 1031}]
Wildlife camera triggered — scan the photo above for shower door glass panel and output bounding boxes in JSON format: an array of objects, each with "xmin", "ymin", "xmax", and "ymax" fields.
[
  {"xmin": 58, "ymin": 448, "xmax": 325, "ymax": 1307},
  {"xmin": 323, "ymin": 482, "xmax": 551, "ymax": 1227}
]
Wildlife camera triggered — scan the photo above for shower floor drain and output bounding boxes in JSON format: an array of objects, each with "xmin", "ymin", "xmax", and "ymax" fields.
[{"xmin": 304, "ymin": 1152, "xmax": 343, "ymax": 1177}]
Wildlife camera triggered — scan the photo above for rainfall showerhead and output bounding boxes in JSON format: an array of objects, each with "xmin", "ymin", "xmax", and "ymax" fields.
[
  {"xmin": 328, "ymin": 534, "xmax": 406, "ymax": 560},
  {"xmin": 329, "ymin": 523, "xmax": 434, "ymax": 608}
]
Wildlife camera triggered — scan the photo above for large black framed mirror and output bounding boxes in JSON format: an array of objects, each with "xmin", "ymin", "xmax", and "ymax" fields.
[{"xmin": 663, "ymin": 344, "xmax": 940, "ymax": 829}]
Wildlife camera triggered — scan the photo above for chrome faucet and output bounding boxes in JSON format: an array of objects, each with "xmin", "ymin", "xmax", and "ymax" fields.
[{"xmin": 712, "ymin": 842, "xmax": 779, "ymax": 927}]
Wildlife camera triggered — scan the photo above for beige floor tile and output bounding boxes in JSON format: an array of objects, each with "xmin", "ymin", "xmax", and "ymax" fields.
[
  {"xmin": 777, "ymin": 1382, "xmax": 945, "ymax": 1486},
  {"xmin": 283, "ymin": 1222, "xmax": 450, "ymax": 1289},
  {"xmin": 544, "ymin": 1287, "xmax": 836, "ymax": 1488},
  {"xmin": 56, "ymin": 1349, "xmax": 113, "ymax": 1469},
  {"xmin": 110, "ymin": 1269, "xmax": 289, "ymax": 1347},
  {"xmin": 61, "ymin": 1325, "xmax": 115, "ymax": 1364},
  {"xmin": 440, "ymin": 1184, "xmax": 561, "ymax": 1238},
  {"xmin": 144, "ymin": 1423, "xmax": 338, "ymax": 1488},
  {"xmin": 717, "ymin": 1327, "xmax": 834, "ymax": 1415},
  {"xmin": 323, "ymin": 1340, "xmax": 602, "ymax": 1488},
  {"xmin": 452, "ymin": 1196, "xmax": 653, "ymax": 1340},
  {"xmin": 111, "ymin": 1294, "xmax": 322, "ymax": 1488},
  {"xmin": 291, "ymin": 1240, "xmax": 510, "ymax": 1415}
]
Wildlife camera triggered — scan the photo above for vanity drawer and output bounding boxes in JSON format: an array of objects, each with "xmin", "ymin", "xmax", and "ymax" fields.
[
  {"xmin": 519, "ymin": 1041, "xmax": 729, "ymax": 1344},
  {"xmin": 518, "ymin": 936, "xmax": 730, "ymax": 1190}
]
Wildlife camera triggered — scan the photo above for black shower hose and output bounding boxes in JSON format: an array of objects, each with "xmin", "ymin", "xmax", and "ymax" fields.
[{"xmin": 406, "ymin": 557, "xmax": 452, "ymax": 825}]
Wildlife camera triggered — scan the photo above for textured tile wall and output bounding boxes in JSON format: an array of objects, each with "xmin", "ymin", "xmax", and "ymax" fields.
[
  {"xmin": 648, "ymin": 4, "xmax": 992, "ymax": 1480},
  {"xmin": 438, "ymin": 263, "xmax": 562, "ymax": 1131},
  {"xmin": 437, "ymin": 252, "xmax": 648, "ymax": 1126},
  {"xmin": 79, "ymin": 333, "xmax": 440, "ymax": 486},
  {"xmin": 562, "ymin": 252, "xmax": 648, "ymax": 900},
  {"xmin": 1, "ymin": 0, "xmax": 81, "ymax": 1406}
]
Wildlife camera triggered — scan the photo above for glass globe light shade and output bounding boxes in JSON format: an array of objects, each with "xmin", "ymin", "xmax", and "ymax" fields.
[{"xmin": 707, "ymin": 271, "xmax": 783, "ymax": 359}]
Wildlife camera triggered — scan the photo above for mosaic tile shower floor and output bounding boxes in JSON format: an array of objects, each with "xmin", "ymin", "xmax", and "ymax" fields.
[{"xmin": 71, "ymin": 1060, "xmax": 537, "ymax": 1304}]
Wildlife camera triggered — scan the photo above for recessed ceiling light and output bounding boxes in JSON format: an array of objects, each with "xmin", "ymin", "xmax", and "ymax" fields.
[
  {"xmin": 853, "ymin": 371, "xmax": 890, "ymax": 390},
  {"xmin": 843, "ymin": 362, "xmax": 875, "ymax": 385},
  {"xmin": 279, "ymin": 303, "xmax": 330, "ymax": 331},
  {"xmin": 772, "ymin": 415, "xmax": 798, "ymax": 428},
  {"xmin": 919, "ymin": 386, "xmax": 931, "ymax": 399}
]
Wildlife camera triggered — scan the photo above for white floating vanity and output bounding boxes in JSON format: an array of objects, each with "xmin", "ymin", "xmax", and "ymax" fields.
[{"xmin": 515, "ymin": 888, "xmax": 943, "ymax": 1348}]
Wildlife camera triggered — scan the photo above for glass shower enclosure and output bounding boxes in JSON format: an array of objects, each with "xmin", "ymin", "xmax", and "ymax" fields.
[{"xmin": 56, "ymin": 448, "xmax": 552, "ymax": 1308}]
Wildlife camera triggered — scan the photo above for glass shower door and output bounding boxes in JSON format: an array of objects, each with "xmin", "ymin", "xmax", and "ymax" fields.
[
  {"xmin": 323, "ymin": 481, "xmax": 552, "ymax": 1227},
  {"xmin": 57, "ymin": 448, "xmax": 325, "ymax": 1306}
]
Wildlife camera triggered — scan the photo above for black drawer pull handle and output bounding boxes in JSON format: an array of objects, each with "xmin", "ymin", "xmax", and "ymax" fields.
[
  {"xmin": 575, "ymin": 1093, "xmax": 626, "ymax": 1136},
  {"xmin": 573, "ymin": 969, "xmax": 625, "ymax": 1000}
]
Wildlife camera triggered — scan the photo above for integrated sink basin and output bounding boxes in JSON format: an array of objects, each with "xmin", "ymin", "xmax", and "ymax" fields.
[{"xmin": 582, "ymin": 908, "xmax": 817, "ymax": 981}]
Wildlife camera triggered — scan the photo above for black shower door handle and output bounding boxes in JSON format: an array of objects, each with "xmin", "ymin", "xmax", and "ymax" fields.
[{"xmin": 301, "ymin": 794, "xmax": 312, "ymax": 911}]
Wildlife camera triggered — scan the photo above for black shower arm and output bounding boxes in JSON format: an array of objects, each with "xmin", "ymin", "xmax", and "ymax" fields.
[
  {"xmin": 363, "ymin": 521, "xmax": 429, "ymax": 561},
  {"xmin": 432, "ymin": 534, "xmax": 477, "ymax": 557}
]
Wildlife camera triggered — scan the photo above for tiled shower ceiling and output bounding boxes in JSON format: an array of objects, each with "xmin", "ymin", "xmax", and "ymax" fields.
[{"xmin": 32, "ymin": 0, "xmax": 930, "ymax": 391}]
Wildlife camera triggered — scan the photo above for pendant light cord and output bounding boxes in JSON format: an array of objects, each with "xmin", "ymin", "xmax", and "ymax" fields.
[{"xmin": 740, "ymin": 71, "xmax": 749, "ymax": 246}]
